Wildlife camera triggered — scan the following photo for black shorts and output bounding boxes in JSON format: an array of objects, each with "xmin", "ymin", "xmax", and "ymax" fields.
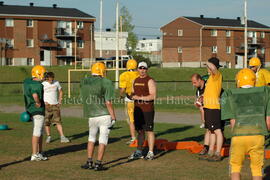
[
  {"xmin": 204, "ymin": 108, "xmax": 222, "ymax": 131},
  {"xmin": 134, "ymin": 106, "xmax": 155, "ymax": 131}
]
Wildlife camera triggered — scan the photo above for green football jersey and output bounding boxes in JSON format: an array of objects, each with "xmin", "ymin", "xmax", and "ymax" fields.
[
  {"xmin": 221, "ymin": 86, "xmax": 270, "ymax": 136},
  {"xmin": 80, "ymin": 76, "xmax": 115, "ymax": 118},
  {"xmin": 23, "ymin": 78, "xmax": 45, "ymax": 116}
]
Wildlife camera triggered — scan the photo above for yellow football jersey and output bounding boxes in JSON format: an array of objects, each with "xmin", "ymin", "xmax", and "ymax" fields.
[
  {"xmin": 255, "ymin": 68, "xmax": 270, "ymax": 87},
  {"xmin": 119, "ymin": 71, "xmax": 139, "ymax": 95}
]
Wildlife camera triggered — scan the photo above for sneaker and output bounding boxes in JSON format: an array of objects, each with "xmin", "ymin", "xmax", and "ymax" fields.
[
  {"xmin": 60, "ymin": 136, "xmax": 70, "ymax": 143},
  {"xmin": 208, "ymin": 154, "xmax": 222, "ymax": 162},
  {"xmin": 94, "ymin": 163, "xmax": 107, "ymax": 171},
  {"xmin": 37, "ymin": 153, "xmax": 48, "ymax": 161},
  {"xmin": 126, "ymin": 138, "xmax": 136, "ymax": 145},
  {"xmin": 198, "ymin": 147, "xmax": 208, "ymax": 156},
  {"xmin": 144, "ymin": 151, "xmax": 154, "ymax": 160},
  {"xmin": 199, "ymin": 123, "xmax": 205, "ymax": 128},
  {"xmin": 46, "ymin": 136, "xmax": 51, "ymax": 143},
  {"xmin": 81, "ymin": 161, "xmax": 94, "ymax": 170},
  {"xmin": 128, "ymin": 151, "xmax": 143, "ymax": 160},
  {"xmin": 31, "ymin": 154, "xmax": 41, "ymax": 161},
  {"xmin": 198, "ymin": 154, "xmax": 213, "ymax": 161}
]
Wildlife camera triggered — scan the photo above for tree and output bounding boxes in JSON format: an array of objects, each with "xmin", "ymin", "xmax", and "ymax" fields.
[{"xmin": 114, "ymin": 6, "xmax": 138, "ymax": 54}]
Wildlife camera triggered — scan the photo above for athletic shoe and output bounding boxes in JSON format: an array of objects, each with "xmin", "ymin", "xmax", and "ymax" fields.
[
  {"xmin": 31, "ymin": 154, "xmax": 41, "ymax": 161},
  {"xmin": 208, "ymin": 155, "xmax": 222, "ymax": 162},
  {"xmin": 81, "ymin": 161, "xmax": 94, "ymax": 170},
  {"xmin": 199, "ymin": 123, "xmax": 205, "ymax": 128},
  {"xmin": 128, "ymin": 151, "xmax": 143, "ymax": 160},
  {"xmin": 94, "ymin": 163, "xmax": 107, "ymax": 171},
  {"xmin": 198, "ymin": 154, "xmax": 213, "ymax": 161},
  {"xmin": 60, "ymin": 136, "xmax": 70, "ymax": 143},
  {"xmin": 198, "ymin": 147, "xmax": 208, "ymax": 156},
  {"xmin": 144, "ymin": 151, "xmax": 154, "ymax": 160},
  {"xmin": 126, "ymin": 138, "xmax": 136, "ymax": 145},
  {"xmin": 37, "ymin": 153, "xmax": 48, "ymax": 161},
  {"xmin": 46, "ymin": 136, "xmax": 51, "ymax": 143}
]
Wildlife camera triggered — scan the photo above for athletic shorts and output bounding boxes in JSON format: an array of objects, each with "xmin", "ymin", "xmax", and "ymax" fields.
[
  {"xmin": 134, "ymin": 106, "xmax": 155, "ymax": 131},
  {"xmin": 204, "ymin": 108, "xmax": 222, "ymax": 131},
  {"xmin": 230, "ymin": 135, "xmax": 264, "ymax": 177},
  {"xmin": 45, "ymin": 104, "xmax": 61, "ymax": 126}
]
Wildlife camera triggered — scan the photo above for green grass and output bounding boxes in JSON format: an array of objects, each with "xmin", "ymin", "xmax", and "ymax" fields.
[
  {"xmin": 0, "ymin": 66, "xmax": 242, "ymax": 82},
  {"xmin": 0, "ymin": 113, "xmax": 269, "ymax": 179}
]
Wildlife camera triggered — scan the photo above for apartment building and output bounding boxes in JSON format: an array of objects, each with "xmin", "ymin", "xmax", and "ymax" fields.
[
  {"xmin": 95, "ymin": 30, "xmax": 128, "ymax": 58},
  {"xmin": 161, "ymin": 15, "xmax": 270, "ymax": 68},
  {"xmin": 0, "ymin": 2, "xmax": 95, "ymax": 66}
]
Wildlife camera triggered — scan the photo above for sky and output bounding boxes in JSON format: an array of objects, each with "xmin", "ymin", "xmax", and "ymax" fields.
[{"xmin": 6, "ymin": 0, "xmax": 270, "ymax": 39}]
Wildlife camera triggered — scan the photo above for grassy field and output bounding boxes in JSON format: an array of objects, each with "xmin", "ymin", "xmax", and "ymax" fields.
[
  {"xmin": 0, "ymin": 113, "xmax": 269, "ymax": 180},
  {"xmin": 0, "ymin": 66, "xmax": 241, "ymax": 82}
]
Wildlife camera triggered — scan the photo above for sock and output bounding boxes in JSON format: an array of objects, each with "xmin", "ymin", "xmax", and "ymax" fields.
[
  {"xmin": 204, "ymin": 145, "xmax": 209, "ymax": 151},
  {"xmin": 215, "ymin": 151, "xmax": 220, "ymax": 156},
  {"xmin": 148, "ymin": 151, "xmax": 154, "ymax": 154},
  {"xmin": 131, "ymin": 137, "xmax": 136, "ymax": 140},
  {"xmin": 87, "ymin": 158, "xmax": 93, "ymax": 163},
  {"xmin": 96, "ymin": 160, "xmax": 102, "ymax": 164},
  {"xmin": 208, "ymin": 150, "xmax": 214, "ymax": 156}
]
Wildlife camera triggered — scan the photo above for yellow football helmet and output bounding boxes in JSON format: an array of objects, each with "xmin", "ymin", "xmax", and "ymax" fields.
[
  {"xmin": 236, "ymin": 68, "xmax": 256, "ymax": 88},
  {"xmin": 126, "ymin": 59, "xmax": 137, "ymax": 70},
  {"xmin": 249, "ymin": 57, "xmax": 261, "ymax": 67},
  {"xmin": 91, "ymin": 62, "xmax": 106, "ymax": 77},
  {"xmin": 31, "ymin": 65, "xmax": 46, "ymax": 80}
]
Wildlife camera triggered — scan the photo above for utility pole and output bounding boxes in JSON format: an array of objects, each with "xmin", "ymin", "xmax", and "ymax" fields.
[
  {"xmin": 244, "ymin": 0, "xmax": 248, "ymax": 68},
  {"xmin": 99, "ymin": 0, "xmax": 103, "ymax": 57},
  {"xmin": 115, "ymin": 1, "xmax": 119, "ymax": 88}
]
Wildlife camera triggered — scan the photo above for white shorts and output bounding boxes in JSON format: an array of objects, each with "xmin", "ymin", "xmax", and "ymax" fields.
[
  {"xmin": 32, "ymin": 115, "xmax": 45, "ymax": 137},
  {"xmin": 88, "ymin": 115, "xmax": 111, "ymax": 145}
]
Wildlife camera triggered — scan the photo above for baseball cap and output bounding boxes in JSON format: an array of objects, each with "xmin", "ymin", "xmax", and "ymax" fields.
[{"xmin": 138, "ymin": 62, "xmax": 148, "ymax": 68}]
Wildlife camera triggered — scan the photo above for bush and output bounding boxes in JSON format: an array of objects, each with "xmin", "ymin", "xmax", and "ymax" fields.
[{"xmin": 132, "ymin": 54, "xmax": 152, "ymax": 67}]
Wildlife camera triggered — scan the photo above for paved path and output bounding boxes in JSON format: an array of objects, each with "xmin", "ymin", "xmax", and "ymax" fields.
[{"xmin": 0, "ymin": 105, "xmax": 201, "ymax": 125}]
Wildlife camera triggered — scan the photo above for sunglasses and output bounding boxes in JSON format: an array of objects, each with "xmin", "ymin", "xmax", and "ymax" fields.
[{"xmin": 138, "ymin": 67, "xmax": 147, "ymax": 70}]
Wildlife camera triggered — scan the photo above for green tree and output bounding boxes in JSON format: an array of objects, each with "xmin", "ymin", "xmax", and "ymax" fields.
[{"xmin": 114, "ymin": 6, "xmax": 138, "ymax": 53}]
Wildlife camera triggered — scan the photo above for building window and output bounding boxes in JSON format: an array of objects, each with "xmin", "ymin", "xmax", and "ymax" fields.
[
  {"xmin": 163, "ymin": 32, "xmax": 167, "ymax": 36},
  {"xmin": 6, "ymin": 58, "xmax": 13, "ymax": 65},
  {"xmin": 27, "ymin": 58, "xmax": 34, "ymax": 66},
  {"xmin": 149, "ymin": 43, "xmax": 152, "ymax": 47},
  {"xmin": 141, "ymin": 43, "xmax": 145, "ymax": 48},
  {"xmin": 226, "ymin": 46, "xmax": 231, "ymax": 54},
  {"xmin": 5, "ymin": 19, "xmax": 14, "ymax": 27},
  {"xmin": 27, "ymin": 19, "xmax": 33, "ymax": 27},
  {"xmin": 211, "ymin": 30, "xmax": 217, "ymax": 36},
  {"xmin": 248, "ymin": 31, "xmax": 255, "ymax": 38},
  {"xmin": 226, "ymin": 30, "xmax": 231, "ymax": 37},
  {"xmin": 261, "ymin": 32, "xmax": 265, "ymax": 38},
  {"xmin": 26, "ymin": 39, "xmax": 34, "ymax": 47},
  {"xmin": 178, "ymin": 29, "xmax": 183, "ymax": 36},
  {"xmin": 6, "ymin": 39, "xmax": 14, "ymax": 48},
  {"xmin": 77, "ymin": 21, "xmax": 84, "ymax": 29},
  {"xmin": 77, "ymin": 40, "xmax": 84, "ymax": 48},
  {"xmin": 177, "ymin": 47, "xmax": 182, "ymax": 54},
  {"xmin": 212, "ymin": 46, "xmax": 218, "ymax": 53},
  {"xmin": 261, "ymin": 48, "xmax": 265, "ymax": 54}
]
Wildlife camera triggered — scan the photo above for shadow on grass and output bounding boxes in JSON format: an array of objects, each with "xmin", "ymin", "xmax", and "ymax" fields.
[
  {"xmin": 0, "ymin": 157, "xmax": 30, "ymax": 170},
  {"xmin": 156, "ymin": 126, "xmax": 193, "ymax": 138},
  {"xmin": 173, "ymin": 134, "xmax": 205, "ymax": 142}
]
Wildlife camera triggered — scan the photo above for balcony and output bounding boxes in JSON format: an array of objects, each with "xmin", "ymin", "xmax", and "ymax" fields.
[
  {"xmin": 55, "ymin": 28, "xmax": 77, "ymax": 38},
  {"xmin": 39, "ymin": 39, "xmax": 58, "ymax": 48},
  {"xmin": 248, "ymin": 37, "xmax": 262, "ymax": 47}
]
